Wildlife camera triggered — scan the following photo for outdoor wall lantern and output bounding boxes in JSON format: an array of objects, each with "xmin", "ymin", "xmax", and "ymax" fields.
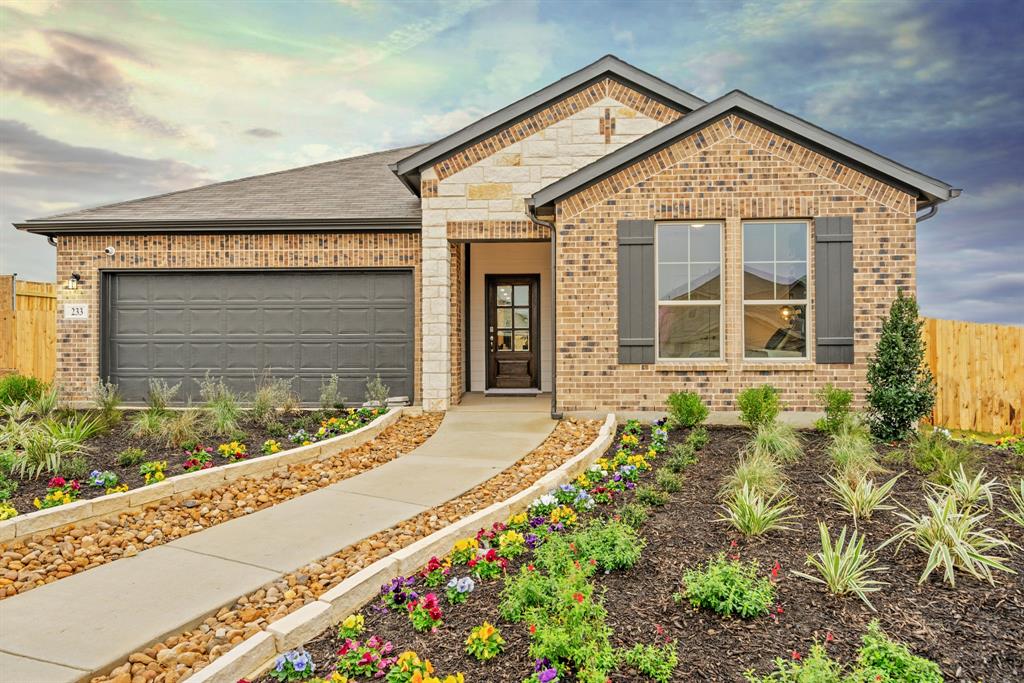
[{"xmin": 66, "ymin": 273, "xmax": 81, "ymax": 290}]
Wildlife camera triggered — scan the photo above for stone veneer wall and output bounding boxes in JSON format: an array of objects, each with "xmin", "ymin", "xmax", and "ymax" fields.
[
  {"xmin": 54, "ymin": 232, "xmax": 422, "ymax": 405},
  {"xmin": 420, "ymin": 79, "xmax": 682, "ymax": 410},
  {"xmin": 554, "ymin": 115, "xmax": 917, "ymax": 412},
  {"xmin": 449, "ymin": 242, "xmax": 464, "ymax": 405}
]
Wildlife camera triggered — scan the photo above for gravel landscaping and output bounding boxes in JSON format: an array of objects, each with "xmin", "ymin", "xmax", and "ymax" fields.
[
  {"xmin": 245, "ymin": 416, "xmax": 1023, "ymax": 683},
  {"xmin": 0, "ymin": 413, "xmax": 442, "ymax": 599},
  {"xmin": 90, "ymin": 418, "xmax": 602, "ymax": 683}
]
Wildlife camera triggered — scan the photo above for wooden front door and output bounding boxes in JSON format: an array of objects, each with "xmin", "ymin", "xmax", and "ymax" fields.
[{"xmin": 486, "ymin": 275, "xmax": 540, "ymax": 390}]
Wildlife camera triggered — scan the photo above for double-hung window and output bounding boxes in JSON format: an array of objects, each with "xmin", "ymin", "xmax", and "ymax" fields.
[
  {"xmin": 742, "ymin": 221, "xmax": 809, "ymax": 358},
  {"xmin": 656, "ymin": 222, "xmax": 722, "ymax": 359}
]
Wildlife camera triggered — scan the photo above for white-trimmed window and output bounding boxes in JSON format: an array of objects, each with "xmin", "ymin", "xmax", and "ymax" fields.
[
  {"xmin": 656, "ymin": 222, "xmax": 722, "ymax": 359},
  {"xmin": 742, "ymin": 221, "xmax": 809, "ymax": 359}
]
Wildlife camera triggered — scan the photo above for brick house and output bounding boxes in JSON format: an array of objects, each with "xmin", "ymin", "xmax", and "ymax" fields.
[{"xmin": 17, "ymin": 55, "xmax": 959, "ymax": 417}]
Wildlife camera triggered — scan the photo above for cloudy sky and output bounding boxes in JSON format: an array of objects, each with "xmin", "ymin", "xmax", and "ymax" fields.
[{"xmin": 1, "ymin": 0, "xmax": 1021, "ymax": 323}]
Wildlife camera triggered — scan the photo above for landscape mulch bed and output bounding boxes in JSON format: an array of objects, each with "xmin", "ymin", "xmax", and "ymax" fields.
[
  {"xmin": 6, "ymin": 409, "xmax": 375, "ymax": 513},
  {"xmin": 268, "ymin": 425, "xmax": 1024, "ymax": 683}
]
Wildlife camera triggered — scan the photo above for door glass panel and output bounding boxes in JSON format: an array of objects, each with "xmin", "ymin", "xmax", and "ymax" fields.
[
  {"xmin": 496, "ymin": 286, "xmax": 513, "ymax": 306},
  {"xmin": 496, "ymin": 331, "xmax": 512, "ymax": 350},
  {"xmin": 513, "ymin": 308, "xmax": 530, "ymax": 329},
  {"xmin": 496, "ymin": 308, "xmax": 512, "ymax": 328},
  {"xmin": 513, "ymin": 285, "xmax": 530, "ymax": 306},
  {"xmin": 514, "ymin": 332, "xmax": 530, "ymax": 351}
]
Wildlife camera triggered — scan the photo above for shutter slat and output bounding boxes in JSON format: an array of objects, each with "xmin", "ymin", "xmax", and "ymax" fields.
[
  {"xmin": 814, "ymin": 216, "xmax": 854, "ymax": 364},
  {"xmin": 617, "ymin": 219, "xmax": 655, "ymax": 364}
]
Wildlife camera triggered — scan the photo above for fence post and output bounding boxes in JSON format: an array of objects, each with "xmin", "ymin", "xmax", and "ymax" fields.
[{"xmin": 0, "ymin": 275, "xmax": 15, "ymax": 375}]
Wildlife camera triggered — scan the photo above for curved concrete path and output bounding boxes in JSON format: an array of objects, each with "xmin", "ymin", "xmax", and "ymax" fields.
[{"xmin": 0, "ymin": 397, "xmax": 554, "ymax": 683}]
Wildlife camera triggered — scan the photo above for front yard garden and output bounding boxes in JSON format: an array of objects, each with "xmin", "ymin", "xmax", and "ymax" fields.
[
  {"xmin": 253, "ymin": 398, "xmax": 1023, "ymax": 682},
  {"xmin": 0, "ymin": 373, "xmax": 391, "ymax": 516}
]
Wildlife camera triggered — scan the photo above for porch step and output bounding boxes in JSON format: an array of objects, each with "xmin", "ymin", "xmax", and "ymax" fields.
[{"xmin": 483, "ymin": 388, "xmax": 542, "ymax": 396}]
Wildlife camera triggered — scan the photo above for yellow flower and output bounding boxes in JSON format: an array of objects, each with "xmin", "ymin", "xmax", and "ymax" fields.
[
  {"xmin": 508, "ymin": 512, "xmax": 528, "ymax": 526},
  {"xmin": 106, "ymin": 484, "xmax": 129, "ymax": 494},
  {"xmin": 340, "ymin": 614, "xmax": 363, "ymax": 631},
  {"xmin": 550, "ymin": 505, "xmax": 577, "ymax": 526},
  {"xmin": 452, "ymin": 538, "xmax": 478, "ymax": 552},
  {"xmin": 499, "ymin": 530, "xmax": 525, "ymax": 549},
  {"xmin": 0, "ymin": 502, "xmax": 17, "ymax": 521},
  {"xmin": 621, "ymin": 433, "xmax": 639, "ymax": 447}
]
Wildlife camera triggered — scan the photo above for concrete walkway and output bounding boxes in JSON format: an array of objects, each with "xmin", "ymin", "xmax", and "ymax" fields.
[{"xmin": 0, "ymin": 398, "xmax": 555, "ymax": 683}]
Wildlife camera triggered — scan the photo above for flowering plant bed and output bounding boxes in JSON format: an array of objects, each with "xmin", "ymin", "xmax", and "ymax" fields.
[
  {"xmin": 257, "ymin": 420, "xmax": 1023, "ymax": 682},
  {"xmin": 2, "ymin": 407, "xmax": 386, "ymax": 515}
]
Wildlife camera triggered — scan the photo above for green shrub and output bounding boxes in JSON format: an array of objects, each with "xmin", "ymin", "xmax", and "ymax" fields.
[
  {"xmin": 745, "ymin": 421, "xmax": 802, "ymax": 464},
  {"xmin": 882, "ymin": 492, "xmax": 1015, "ymax": 587},
  {"xmin": 59, "ymin": 455, "xmax": 89, "ymax": 480},
  {"xmin": 721, "ymin": 453, "xmax": 785, "ymax": 498},
  {"xmin": 10, "ymin": 430, "xmax": 81, "ymax": 479},
  {"xmin": 161, "ymin": 408, "xmax": 207, "ymax": 448},
  {"xmin": 655, "ymin": 467, "xmax": 684, "ymax": 493},
  {"xmin": 499, "ymin": 565, "xmax": 558, "ymax": 622},
  {"xmin": 866, "ymin": 291, "xmax": 935, "ymax": 441},
  {"xmin": 622, "ymin": 641, "xmax": 679, "ymax": 683},
  {"xmin": 42, "ymin": 413, "xmax": 105, "ymax": 443},
  {"xmin": 666, "ymin": 391, "xmax": 708, "ymax": 429},
  {"xmin": 572, "ymin": 519, "xmax": 645, "ymax": 571},
  {"xmin": 850, "ymin": 621, "xmax": 943, "ymax": 683},
  {"xmin": 32, "ymin": 386, "xmax": 60, "ymax": 418},
  {"xmin": 737, "ymin": 385, "xmax": 781, "ymax": 428},
  {"xmin": 250, "ymin": 375, "xmax": 298, "ymax": 427},
  {"xmin": 815, "ymin": 383, "xmax": 853, "ymax": 435},
  {"xmin": 667, "ymin": 443, "xmax": 697, "ymax": 473},
  {"xmin": 719, "ymin": 484, "xmax": 800, "ymax": 537},
  {"xmin": 146, "ymin": 378, "xmax": 180, "ymax": 411},
  {"xmin": 826, "ymin": 473, "xmax": 900, "ymax": 522},
  {"xmin": 909, "ymin": 430, "xmax": 978, "ymax": 484},
  {"xmin": 636, "ymin": 485, "xmax": 668, "ymax": 506},
  {"xmin": 686, "ymin": 425, "xmax": 710, "ymax": 450},
  {"xmin": 364, "ymin": 374, "xmax": 390, "ymax": 406},
  {"xmin": 128, "ymin": 409, "xmax": 166, "ymax": 439},
  {"xmin": 319, "ymin": 374, "xmax": 344, "ymax": 411},
  {"xmin": 679, "ymin": 553, "xmax": 776, "ymax": 619},
  {"xmin": 200, "ymin": 374, "xmax": 241, "ymax": 435},
  {"xmin": 828, "ymin": 430, "xmax": 883, "ymax": 484},
  {"xmin": 793, "ymin": 523, "xmax": 888, "ymax": 610},
  {"xmin": 91, "ymin": 379, "xmax": 123, "ymax": 426},
  {"xmin": 0, "ymin": 374, "xmax": 45, "ymax": 406},
  {"xmin": 266, "ymin": 420, "xmax": 287, "ymax": 438},
  {"xmin": 0, "ymin": 471, "xmax": 17, "ymax": 501},
  {"xmin": 743, "ymin": 643, "xmax": 843, "ymax": 683},
  {"xmin": 618, "ymin": 502, "xmax": 649, "ymax": 528},
  {"xmin": 116, "ymin": 447, "xmax": 146, "ymax": 467}
]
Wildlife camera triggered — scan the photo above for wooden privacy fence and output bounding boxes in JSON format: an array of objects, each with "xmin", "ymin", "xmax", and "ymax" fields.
[
  {"xmin": 0, "ymin": 276, "xmax": 57, "ymax": 384},
  {"xmin": 924, "ymin": 317, "xmax": 1023, "ymax": 435}
]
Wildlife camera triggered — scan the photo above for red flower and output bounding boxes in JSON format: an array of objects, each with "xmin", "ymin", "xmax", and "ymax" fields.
[
  {"xmin": 655, "ymin": 624, "xmax": 664, "ymax": 635},
  {"xmin": 791, "ymin": 651, "xmax": 801, "ymax": 661},
  {"xmin": 825, "ymin": 631, "xmax": 834, "ymax": 643},
  {"xmin": 776, "ymin": 605, "xmax": 784, "ymax": 614},
  {"xmin": 573, "ymin": 592, "xmax": 584, "ymax": 603},
  {"xmin": 527, "ymin": 564, "xmax": 535, "ymax": 572},
  {"xmin": 771, "ymin": 560, "xmax": 781, "ymax": 580},
  {"xmin": 529, "ymin": 624, "xmax": 536, "ymax": 634},
  {"xmin": 730, "ymin": 539, "xmax": 738, "ymax": 548}
]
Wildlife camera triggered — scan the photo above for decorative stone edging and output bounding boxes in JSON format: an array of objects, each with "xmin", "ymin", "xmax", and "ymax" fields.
[
  {"xmin": 184, "ymin": 413, "xmax": 617, "ymax": 683},
  {"xmin": 0, "ymin": 408, "xmax": 405, "ymax": 546}
]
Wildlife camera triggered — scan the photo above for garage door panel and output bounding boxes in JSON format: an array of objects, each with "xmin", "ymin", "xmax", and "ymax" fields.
[
  {"xmin": 190, "ymin": 343, "xmax": 224, "ymax": 370},
  {"xmin": 299, "ymin": 342, "xmax": 334, "ymax": 371},
  {"xmin": 152, "ymin": 308, "xmax": 187, "ymax": 335},
  {"xmin": 375, "ymin": 308, "xmax": 412, "ymax": 336},
  {"xmin": 152, "ymin": 343, "xmax": 186, "ymax": 370},
  {"xmin": 111, "ymin": 342, "xmax": 149, "ymax": 371},
  {"xmin": 337, "ymin": 308, "xmax": 370, "ymax": 335},
  {"xmin": 298, "ymin": 308, "xmax": 336, "ymax": 335},
  {"xmin": 225, "ymin": 343, "xmax": 261, "ymax": 370},
  {"xmin": 374, "ymin": 342, "xmax": 411, "ymax": 371},
  {"xmin": 105, "ymin": 270, "xmax": 413, "ymax": 403},
  {"xmin": 115, "ymin": 309, "xmax": 149, "ymax": 336},
  {"xmin": 263, "ymin": 308, "xmax": 296, "ymax": 335}
]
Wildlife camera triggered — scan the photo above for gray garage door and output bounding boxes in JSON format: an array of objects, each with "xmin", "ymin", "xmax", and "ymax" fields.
[{"xmin": 103, "ymin": 270, "xmax": 414, "ymax": 404}]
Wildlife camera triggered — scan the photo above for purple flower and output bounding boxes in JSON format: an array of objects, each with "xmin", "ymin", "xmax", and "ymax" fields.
[
  {"xmin": 534, "ymin": 658, "xmax": 559, "ymax": 683},
  {"xmin": 529, "ymin": 516, "xmax": 547, "ymax": 528},
  {"xmin": 524, "ymin": 533, "xmax": 540, "ymax": 549}
]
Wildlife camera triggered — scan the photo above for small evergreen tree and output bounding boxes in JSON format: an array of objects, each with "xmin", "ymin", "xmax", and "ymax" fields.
[{"xmin": 866, "ymin": 291, "xmax": 935, "ymax": 441}]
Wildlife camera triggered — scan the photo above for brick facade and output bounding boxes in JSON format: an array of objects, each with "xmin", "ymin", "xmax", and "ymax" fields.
[
  {"xmin": 54, "ymin": 232, "xmax": 422, "ymax": 405},
  {"xmin": 553, "ymin": 115, "xmax": 917, "ymax": 413}
]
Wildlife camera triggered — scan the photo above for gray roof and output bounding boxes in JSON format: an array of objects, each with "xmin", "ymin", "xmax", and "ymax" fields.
[
  {"xmin": 17, "ymin": 145, "xmax": 428, "ymax": 235},
  {"xmin": 530, "ymin": 90, "xmax": 959, "ymax": 211},
  {"xmin": 391, "ymin": 54, "xmax": 706, "ymax": 193}
]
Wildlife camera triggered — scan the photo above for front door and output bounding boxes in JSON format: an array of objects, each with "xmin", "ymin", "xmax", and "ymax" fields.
[{"xmin": 486, "ymin": 275, "xmax": 539, "ymax": 390}]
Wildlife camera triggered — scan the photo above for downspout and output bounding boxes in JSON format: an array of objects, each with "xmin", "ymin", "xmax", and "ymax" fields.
[
  {"xmin": 47, "ymin": 236, "xmax": 58, "ymax": 247},
  {"xmin": 915, "ymin": 204, "xmax": 939, "ymax": 223},
  {"xmin": 526, "ymin": 201, "xmax": 562, "ymax": 420}
]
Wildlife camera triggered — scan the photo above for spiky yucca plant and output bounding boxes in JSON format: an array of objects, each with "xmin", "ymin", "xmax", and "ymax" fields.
[
  {"xmin": 826, "ymin": 473, "xmax": 901, "ymax": 524},
  {"xmin": 793, "ymin": 522, "xmax": 889, "ymax": 610},
  {"xmin": 718, "ymin": 484, "xmax": 800, "ymax": 537}
]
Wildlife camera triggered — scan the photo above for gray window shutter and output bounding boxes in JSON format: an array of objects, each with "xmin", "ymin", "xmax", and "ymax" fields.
[
  {"xmin": 814, "ymin": 216, "xmax": 854, "ymax": 364},
  {"xmin": 617, "ymin": 219, "xmax": 656, "ymax": 364}
]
